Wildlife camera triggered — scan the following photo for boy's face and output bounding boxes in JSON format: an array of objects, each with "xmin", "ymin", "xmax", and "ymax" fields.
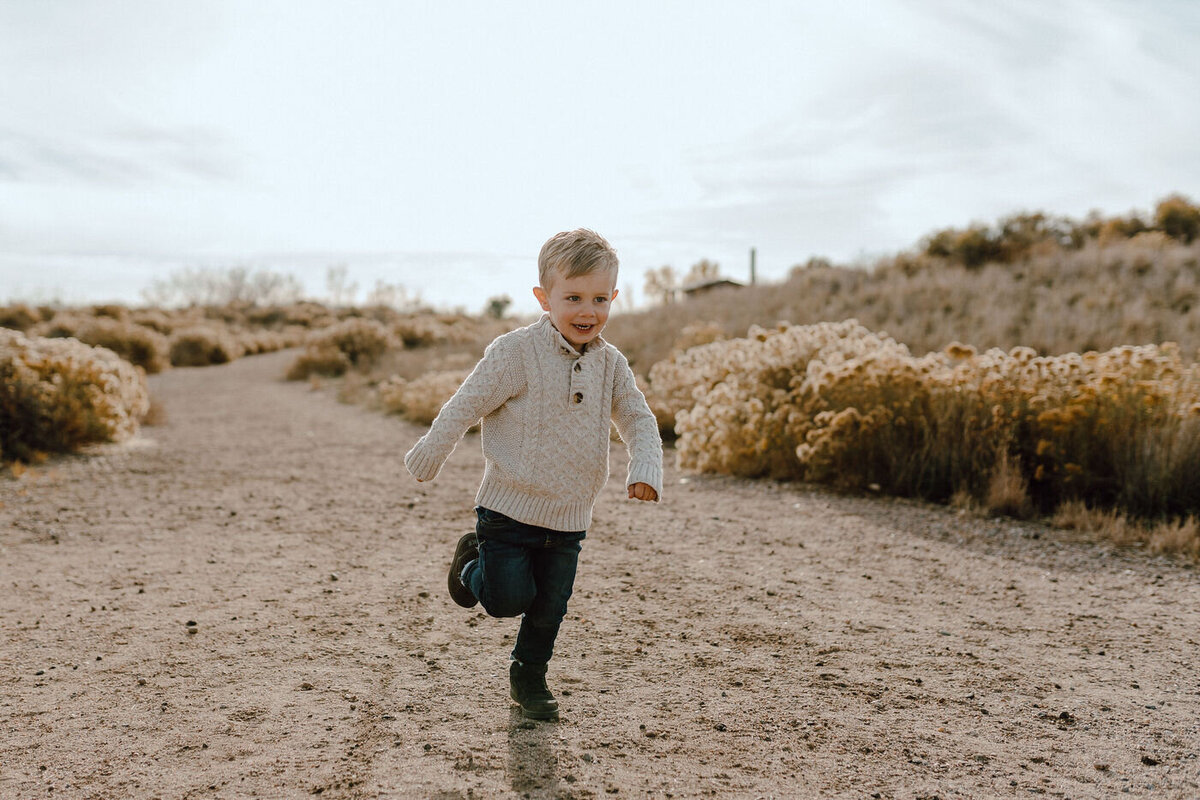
[{"xmin": 533, "ymin": 268, "xmax": 619, "ymax": 351}]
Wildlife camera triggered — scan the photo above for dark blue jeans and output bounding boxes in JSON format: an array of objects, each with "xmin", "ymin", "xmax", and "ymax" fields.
[{"xmin": 462, "ymin": 507, "xmax": 585, "ymax": 667}]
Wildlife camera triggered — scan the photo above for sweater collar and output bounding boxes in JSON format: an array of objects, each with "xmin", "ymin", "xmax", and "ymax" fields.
[{"xmin": 537, "ymin": 313, "xmax": 606, "ymax": 357}]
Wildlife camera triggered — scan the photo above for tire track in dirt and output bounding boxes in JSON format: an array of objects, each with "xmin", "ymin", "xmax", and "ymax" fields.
[{"xmin": 2, "ymin": 349, "xmax": 1199, "ymax": 799}]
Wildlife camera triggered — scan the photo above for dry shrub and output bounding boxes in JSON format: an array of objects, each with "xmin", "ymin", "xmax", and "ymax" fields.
[
  {"xmin": 1052, "ymin": 500, "xmax": 1144, "ymax": 548},
  {"xmin": 645, "ymin": 321, "xmax": 776, "ymax": 439},
  {"xmin": 670, "ymin": 322, "xmax": 726, "ymax": 354},
  {"xmin": 1025, "ymin": 347, "xmax": 1200, "ymax": 517},
  {"xmin": 0, "ymin": 304, "xmax": 43, "ymax": 332},
  {"xmin": 308, "ymin": 318, "xmax": 396, "ymax": 367},
  {"xmin": 89, "ymin": 303, "xmax": 130, "ymax": 321},
  {"xmin": 276, "ymin": 301, "xmax": 337, "ymax": 329},
  {"xmin": 1052, "ymin": 498, "xmax": 1200, "ymax": 560},
  {"xmin": 169, "ymin": 327, "xmax": 246, "ymax": 367},
  {"xmin": 286, "ymin": 346, "xmax": 350, "ymax": 380},
  {"xmin": 237, "ymin": 330, "xmax": 273, "ymax": 355},
  {"xmin": 650, "ymin": 320, "xmax": 908, "ymax": 478},
  {"xmin": 128, "ymin": 308, "xmax": 176, "ymax": 334},
  {"xmin": 72, "ymin": 317, "xmax": 171, "ymax": 374},
  {"xmin": 393, "ymin": 316, "xmax": 452, "ymax": 348},
  {"xmin": 1050, "ymin": 497, "xmax": 1094, "ymax": 530},
  {"xmin": 286, "ymin": 318, "xmax": 396, "ymax": 380},
  {"xmin": 244, "ymin": 305, "xmax": 289, "ymax": 328},
  {"xmin": 949, "ymin": 488, "xmax": 978, "ymax": 513},
  {"xmin": 1148, "ymin": 516, "xmax": 1200, "ymax": 560},
  {"xmin": 656, "ymin": 319, "xmax": 1200, "ymax": 520},
  {"xmin": 379, "ymin": 370, "xmax": 468, "ymax": 425},
  {"xmin": 29, "ymin": 312, "xmax": 170, "ymax": 373},
  {"xmin": 238, "ymin": 328, "xmax": 304, "ymax": 355},
  {"xmin": 984, "ymin": 453, "xmax": 1033, "ymax": 519},
  {"xmin": 364, "ymin": 319, "xmax": 512, "ymax": 391},
  {"xmin": 392, "ymin": 313, "xmax": 509, "ymax": 349},
  {"xmin": 376, "ymin": 349, "xmax": 480, "ymax": 383},
  {"xmin": 32, "ymin": 312, "xmax": 89, "ymax": 339},
  {"xmin": 0, "ymin": 330, "xmax": 149, "ymax": 460}
]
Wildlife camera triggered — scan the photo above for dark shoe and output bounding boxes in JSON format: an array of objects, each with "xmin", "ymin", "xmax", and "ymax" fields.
[
  {"xmin": 510, "ymin": 660, "xmax": 559, "ymax": 720},
  {"xmin": 447, "ymin": 533, "xmax": 478, "ymax": 608}
]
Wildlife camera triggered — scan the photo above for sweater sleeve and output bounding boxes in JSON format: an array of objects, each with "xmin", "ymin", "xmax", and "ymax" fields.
[
  {"xmin": 404, "ymin": 337, "xmax": 521, "ymax": 481},
  {"xmin": 610, "ymin": 351, "xmax": 664, "ymax": 498}
]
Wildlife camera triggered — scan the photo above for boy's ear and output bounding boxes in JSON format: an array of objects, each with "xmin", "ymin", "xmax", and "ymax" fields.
[
  {"xmin": 532, "ymin": 285, "xmax": 551, "ymax": 311},
  {"xmin": 610, "ymin": 287, "xmax": 619, "ymax": 303}
]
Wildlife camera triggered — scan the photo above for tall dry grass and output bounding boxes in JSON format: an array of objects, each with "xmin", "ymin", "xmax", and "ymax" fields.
[
  {"xmin": 1054, "ymin": 500, "xmax": 1199, "ymax": 560},
  {"xmin": 607, "ymin": 236, "xmax": 1200, "ymax": 375}
]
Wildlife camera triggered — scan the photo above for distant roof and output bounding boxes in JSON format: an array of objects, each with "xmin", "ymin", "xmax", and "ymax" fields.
[{"xmin": 681, "ymin": 277, "xmax": 745, "ymax": 294}]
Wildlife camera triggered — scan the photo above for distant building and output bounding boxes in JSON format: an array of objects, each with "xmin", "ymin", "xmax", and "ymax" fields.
[{"xmin": 681, "ymin": 278, "xmax": 744, "ymax": 299}]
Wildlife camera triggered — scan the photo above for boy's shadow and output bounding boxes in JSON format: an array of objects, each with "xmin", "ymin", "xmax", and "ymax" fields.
[{"xmin": 506, "ymin": 707, "xmax": 561, "ymax": 797}]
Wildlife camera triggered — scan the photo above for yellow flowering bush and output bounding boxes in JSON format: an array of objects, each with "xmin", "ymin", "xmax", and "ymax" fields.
[
  {"xmin": 650, "ymin": 320, "xmax": 902, "ymax": 477},
  {"xmin": 1019, "ymin": 343, "xmax": 1200, "ymax": 516},
  {"xmin": 1, "ymin": 330, "xmax": 149, "ymax": 460},
  {"xmin": 654, "ymin": 320, "xmax": 1200, "ymax": 518}
]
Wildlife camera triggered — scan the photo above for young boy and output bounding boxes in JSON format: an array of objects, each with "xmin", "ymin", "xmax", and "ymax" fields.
[{"xmin": 403, "ymin": 229, "xmax": 663, "ymax": 720}]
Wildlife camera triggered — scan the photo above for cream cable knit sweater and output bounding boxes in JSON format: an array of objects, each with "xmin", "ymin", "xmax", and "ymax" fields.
[{"xmin": 404, "ymin": 315, "xmax": 663, "ymax": 532}]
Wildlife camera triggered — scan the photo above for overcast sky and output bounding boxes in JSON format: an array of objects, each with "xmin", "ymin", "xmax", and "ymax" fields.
[{"xmin": 2, "ymin": 0, "xmax": 1198, "ymax": 313}]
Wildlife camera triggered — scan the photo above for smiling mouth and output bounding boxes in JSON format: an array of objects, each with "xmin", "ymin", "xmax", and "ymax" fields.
[{"xmin": 572, "ymin": 324, "xmax": 594, "ymax": 332}]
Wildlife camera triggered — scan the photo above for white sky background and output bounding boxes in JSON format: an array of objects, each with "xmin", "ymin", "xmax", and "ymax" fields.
[{"xmin": 1, "ymin": 0, "xmax": 1198, "ymax": 313}]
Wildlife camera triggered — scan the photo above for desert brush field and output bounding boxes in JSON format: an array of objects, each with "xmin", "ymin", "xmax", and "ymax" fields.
[
  {"xmin": 3, "ymin": 197, "xmax": 1200, "ymax": 797},
  {"xmin": 2, "ymin": 348, "xmax": 1199, "ymax": 799}
]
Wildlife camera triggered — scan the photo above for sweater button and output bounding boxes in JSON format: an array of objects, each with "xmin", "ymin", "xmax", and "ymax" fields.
[
  {"xmin": 573, "ymin": 392, "xmax": 583, "ymax": 404},
  {"xmin": 573, "ymin": 362, "xmax": 581, "ymax": 372}
]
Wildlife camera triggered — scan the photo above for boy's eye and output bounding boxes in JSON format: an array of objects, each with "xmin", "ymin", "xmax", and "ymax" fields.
[
  {"xmin": 566, "ymin": 295, "xmax": 580, "ymax": 302},
  {"xmin": 594, "ymin": 297, "xmax": 609, "ymax": 303}
]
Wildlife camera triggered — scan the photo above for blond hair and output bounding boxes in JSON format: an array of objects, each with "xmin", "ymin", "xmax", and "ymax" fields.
[{"xmin": 537, "ymin": 229, "xmax": 619, "ymax": 287}]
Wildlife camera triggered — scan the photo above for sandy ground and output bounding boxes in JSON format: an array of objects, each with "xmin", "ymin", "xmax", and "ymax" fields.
[{"xmin": 2, "ymin": 348, "xmax": 1199, "ymax": 800}]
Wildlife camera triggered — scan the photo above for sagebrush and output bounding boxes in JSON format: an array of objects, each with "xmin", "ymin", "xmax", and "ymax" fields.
[{"xmin": 0, "ymin": 330, "xmax": 149, "ymax": 460}]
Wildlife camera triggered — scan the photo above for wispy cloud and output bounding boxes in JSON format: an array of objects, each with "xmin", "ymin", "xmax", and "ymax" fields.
[
  {"xmin": 0, "ymin": 126, "xmax": 238, "ymax": 187},
  {"xmin": 646, "ymin": 0, "xmax": 1200, "ymax": 260}
]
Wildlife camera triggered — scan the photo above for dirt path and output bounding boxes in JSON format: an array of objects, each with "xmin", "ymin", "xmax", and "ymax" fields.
[{"xmin": 2, "ymin": 349, "xmax": 1199, "ymax": 799}]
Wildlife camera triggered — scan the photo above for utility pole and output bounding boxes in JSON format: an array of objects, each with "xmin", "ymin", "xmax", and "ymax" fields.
[{"xmin": 749, "ymin": 247, "xmax": 757, "ymax": 285}]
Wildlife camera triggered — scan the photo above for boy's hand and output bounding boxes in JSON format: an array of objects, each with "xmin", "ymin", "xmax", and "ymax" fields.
[{"xmin": 628, "ymin": 482, "xmax": 658, "ymax": 502}]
